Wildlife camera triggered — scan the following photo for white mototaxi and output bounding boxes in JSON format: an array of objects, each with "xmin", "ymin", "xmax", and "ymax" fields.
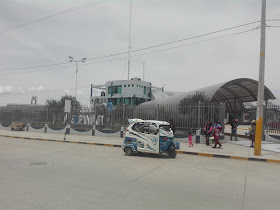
[{"xmin": 122, "ymin": 119, "xmax": 180, "ymax": 158}]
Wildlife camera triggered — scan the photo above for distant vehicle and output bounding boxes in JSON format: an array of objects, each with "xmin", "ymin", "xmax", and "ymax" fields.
[
  {"xmin": 122, "ymin": 119, "xmax": 180, "ymax": 158},
  {"xmin": 11, "ymin": 122, "xmax": 24, "ymax": 131}
]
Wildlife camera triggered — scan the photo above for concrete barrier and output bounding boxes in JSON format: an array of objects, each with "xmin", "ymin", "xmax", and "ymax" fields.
[
  {"xmin": 70, "ymin": 128, "xmax": 92, "ymax": 136},
  {"xmin": 95, "ymin": 130, "xmax": 121, "ymax": 137}
]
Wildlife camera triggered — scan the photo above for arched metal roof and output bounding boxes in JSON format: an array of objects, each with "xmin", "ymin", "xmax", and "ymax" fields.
[{"xmin": 141, "ymin": 78, "xmax": 276, "ymax": 113}]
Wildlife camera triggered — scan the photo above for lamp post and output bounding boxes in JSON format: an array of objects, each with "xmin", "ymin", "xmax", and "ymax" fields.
[{"xmin": 68, "ymin": 56, "xmax": 86, "ymax": 98}]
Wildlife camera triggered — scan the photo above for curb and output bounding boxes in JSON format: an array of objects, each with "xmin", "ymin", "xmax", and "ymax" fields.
[
  {"xmin": 175, "ymin": 150, "xmax": 280, "ymax": 163},
  {"xmin": 1, "ymin": 134, "xmax": 280, "ymax": 164},
  {"xmin": 0, "ymin": 134, "xmax": 122, "ymax": 148},
  {"xmin": 224, "ymin": 132, "xmax": 248, "ymax": 138}
]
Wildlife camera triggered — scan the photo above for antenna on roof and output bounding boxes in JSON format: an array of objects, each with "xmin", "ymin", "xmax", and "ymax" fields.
[
  {"xmin": 127, "ymin": 0, "xmax": 132, "ymax": 80},
  {"xmin": 143, "ymin": 61, "xmax": 145, "ymax": 81}
]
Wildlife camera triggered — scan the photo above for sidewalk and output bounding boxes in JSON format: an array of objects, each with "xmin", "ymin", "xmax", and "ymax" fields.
[{"xmin": 1, "ymin": 129, "xmax": 280, "ymax": 162}]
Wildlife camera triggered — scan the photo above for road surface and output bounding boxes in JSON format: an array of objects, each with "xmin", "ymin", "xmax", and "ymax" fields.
[{"xmin": 0, "ymin": 136, "xmax": 279, "ymax": 210}]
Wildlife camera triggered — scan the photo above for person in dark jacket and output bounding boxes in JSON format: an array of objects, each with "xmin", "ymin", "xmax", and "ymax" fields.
[
  {"xmin": 168, "ymin": 119, "xmax": 176, "ymax": 134},
  {"xmin": 230, "ymin": 119, "xmax": 238, "ymax": 141},
  {"xmin": 204, "ymin": 121, "xmax": 212, "ymax": 146}
]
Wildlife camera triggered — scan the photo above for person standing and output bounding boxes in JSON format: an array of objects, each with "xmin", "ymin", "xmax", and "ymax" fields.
[
  {"xmin": 230, "ymin": 119, "xmax": 238, "ymax": 141},
  {"xmin": 204, "ymin": 121, "xmax": 212, "ymax": 146},
  {"xmin": 168, "ymin": 119, "xmax": 176, "ymax": 134},
  {"xmin": 212, "ymin": 121, "xmax": 222, "ymax": 148},
  {"xmin": 188, "ymin": 132, "xmax": 193, "ymax": 147},
  {"xmin": 249, "ymin": 120, "xmax": 256, "ymax": 147}
]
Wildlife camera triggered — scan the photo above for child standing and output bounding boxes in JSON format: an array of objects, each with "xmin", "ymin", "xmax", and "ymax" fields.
[{"xmin": 188, "ymin": 132, "xmax": 193, "ymax": 147}]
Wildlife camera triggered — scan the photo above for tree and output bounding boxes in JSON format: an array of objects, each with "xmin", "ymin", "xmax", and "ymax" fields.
[
  {"xmin": 178, "ymin": 92, "xmax": 211, "ymax": 129},
  {"xmin": 45, "ymin": 95, "xmax": 82, "ymax": 113},
  {"xmin": 45, "ymin": 95, "xmax": 82, "ymax": 127},
  {"xmin": 179, "ymin": 91, "xmax": 210, "ymax": 106}
]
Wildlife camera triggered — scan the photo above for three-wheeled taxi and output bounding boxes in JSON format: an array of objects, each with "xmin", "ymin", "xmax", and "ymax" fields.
[{"xmin": 122, "ymin": 119, "xmax": 180, "ymax": 158}]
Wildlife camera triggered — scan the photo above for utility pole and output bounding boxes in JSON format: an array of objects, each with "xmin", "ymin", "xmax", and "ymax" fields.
[
  {"xmin": 75, "ymin": 61, "xmax": 78, "ymax": 98},
  {"xmin": 255, "ymin": 0, "xmax": 266, "ymax": 156},
  {"xmin": 68, "ymin": 56, "xmax": 86, "ymax": 98},
  {"xmin": 127, "ymin": 0, "xmax": 132, "ymax": 80},
  {"xmin": 143, "ymin": 61, "xmax": 145, "ymax": 81}
]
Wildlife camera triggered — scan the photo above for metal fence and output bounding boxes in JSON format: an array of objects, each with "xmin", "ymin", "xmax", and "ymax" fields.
[
  {"xmin": 92, "ymin": 102, "xmax": 226, "ymax": 134},
  {"xmin": 265, "ymin": 104, "xmax": 280, "ymax": 135},
  {"xmin": 0, "ymin": 103, "xmax": 226, "ymax": 133}
]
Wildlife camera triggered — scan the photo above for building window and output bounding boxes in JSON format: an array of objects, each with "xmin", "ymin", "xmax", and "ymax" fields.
[
  {"xmin": 124, "ymin": 85, "xmax": 126, "ymax": 87},
  {"xmin": 128, "ymin": 85, "xmax": 130, "ymax": 87},
  {"xmin": 144, "ymin": 86, "xmax": 146, "ymax": 94},
  {"xmin": 132, "ymin": 84, "xmax": 134, "ymax": 87},
  {"xmin": 108, "ymin": 85, "xmax": 122, "ymax": 94},
  {"xmin": 117, "ymin": 86, "xmax": 122, "ymax": 93}
]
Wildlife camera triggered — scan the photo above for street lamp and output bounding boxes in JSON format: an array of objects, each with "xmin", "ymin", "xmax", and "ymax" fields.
[{"xmin": 68, "ymin": 56, "xmax": 86, "ymax": 98}]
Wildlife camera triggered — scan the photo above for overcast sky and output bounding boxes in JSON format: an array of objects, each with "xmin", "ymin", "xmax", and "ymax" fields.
[{"xmin": 0, "ymin": 0, "xmax": 279, "ymax": 106}]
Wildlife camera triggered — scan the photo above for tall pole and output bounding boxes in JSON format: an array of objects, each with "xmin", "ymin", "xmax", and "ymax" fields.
[
  {"xmin": 127, "ymin": 0, "xmax": 132, "ymax": 80},
  {"xmin": 255, "ymin": 0, "xmax": 266, "ymax": 156},
  {"xmin": 75, "ymin": 61, "xmax": 78, "ymax": 98},
  {"xmin": 143, "ymin": 61, "xmax": 145, "ymax": 81}
]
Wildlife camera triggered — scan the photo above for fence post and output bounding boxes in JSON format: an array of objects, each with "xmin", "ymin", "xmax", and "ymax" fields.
[
  {"xmin": 46, "ymin": 108, "xmax": 49, "ymax": 124},
  {"xmin": 220, "ymin": 103, "xmax": 226, "ymax": 140},
  {"xmin": 12, "ymin": 108, "xmax": 15, "ymax": 122},
  {"xmin": 92, "ymin": 105, "xmax": 96, "ymax": 136},
  {"xmin": 27, "ymin": 107, "xmax": 31, "ymax": 131},
  {"xmin": 122, "ymin": 104, "xmax": 125, "ymax": 125},
  {"xmin": 28, "ymin": 107, "xmax": 31, "ymax": 123},
  {"xmin": 156, "ymin": 104, "xmax": 159, "ymax": 120},
  {"xmin": 263, "ymin": 100, "xmax": 268, "ymax": 141},
  {"xmin": 197, "ymin": 101, "xmax": 201, "ymax": 130}
]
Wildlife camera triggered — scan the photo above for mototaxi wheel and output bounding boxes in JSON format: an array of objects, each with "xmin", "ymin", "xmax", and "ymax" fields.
[
  {"xmin": 124, "ymin": 147, "xmax": 133, "ymax": 156},
  {"xmin": 168, "ymin": 150, "xmax": 177, "ymax": 158}
]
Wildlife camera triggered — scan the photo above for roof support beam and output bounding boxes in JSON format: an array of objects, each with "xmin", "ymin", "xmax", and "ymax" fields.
[
  {"xmin": 248, "ymin": 80, "xmax": 270, "ymax": 100},
  {"xmin": 220, "ymin": 87, "xmax": 244, "ymax": 112},
  {"xmin": 213, "ymin": 92, "xmax": 232, "ymax": 112},
  {"xmin": 231, "ymin": 82, "xmax": 257, "ymax": 101}
]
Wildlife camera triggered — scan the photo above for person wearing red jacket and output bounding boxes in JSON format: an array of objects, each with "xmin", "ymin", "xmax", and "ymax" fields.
[{"xmin": 212, "ymin": 121, "xmax": 222, "ymax": 148}]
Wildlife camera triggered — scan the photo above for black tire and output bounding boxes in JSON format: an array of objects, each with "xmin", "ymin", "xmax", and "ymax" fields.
[
  {"xmin": 124, "ymin": 147, "xmax": 133, "ymax": 156},
  {"xmin": 168, "ymin": 150, "xmax": 177, "ymax": 158},
  {"xmin": 11, "ymin": 128, "xmax": 14, "ymax": 131}
]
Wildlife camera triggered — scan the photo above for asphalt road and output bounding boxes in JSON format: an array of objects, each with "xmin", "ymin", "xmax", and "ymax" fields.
[{"xmin": 0, "ymin": 136, "xmax": 279, "ymax": 210}]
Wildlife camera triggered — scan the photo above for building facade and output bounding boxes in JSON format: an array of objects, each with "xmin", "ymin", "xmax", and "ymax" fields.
[{"xmin": 91, "ymin": 78, "xmax": 152, "ymax": 106}]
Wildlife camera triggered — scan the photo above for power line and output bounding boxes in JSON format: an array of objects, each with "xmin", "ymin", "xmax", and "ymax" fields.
[
  {"xmin": 1, "ymin": 17, "xmax": 279, "ymax": 72},
  {"xmin": 0, "ymin": 20, "xmax": 262, "ymax": 73},
  {"xmin": 0, "ymin": 64, "xmax": 74, "ymax": 75},
  {"xmin": 0, "ymin": 62, "xmax": 70, "ymax": 72},
  {"xmin": 129, "ymin": 27, "xmax": 259, "ymax": 58},
  {"xmin": 128, "ymin": 21, "xmax": 261, "ymax": 53},
  {"xmin": 88, "ymin": 20, "xmax": 261, "ymax": 60},
  {"xmin": 0, "ymin": 0, "xmax": 112, "ymax": 34},
  {"xmin": 0, "ymin": 85, "xmax": 89, "ymax": 96},
  {"xmin": 0, "ymin": 26, "xmax": 259, "ymax": 76}
]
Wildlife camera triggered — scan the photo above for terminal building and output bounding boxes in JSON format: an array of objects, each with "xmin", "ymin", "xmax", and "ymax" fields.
[{"xmin": 90, "ymin": 77, "xmax": 179, "ymax": 106}]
